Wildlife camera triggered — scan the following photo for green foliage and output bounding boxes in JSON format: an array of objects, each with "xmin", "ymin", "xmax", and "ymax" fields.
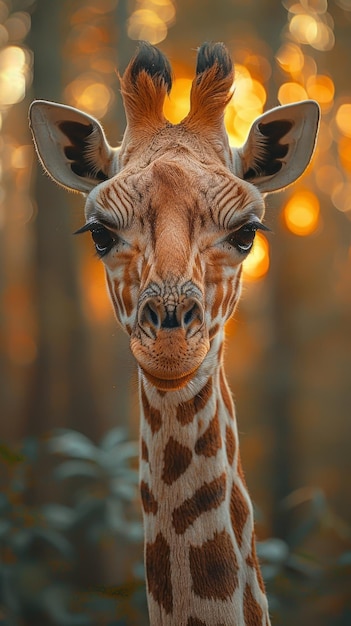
[
  {"xmin": 0, "ymin": 430, "xmax": 145, "ymax": 625},
  {"xmin": 258, "ymin": 487, "xmax": 351, "ymax": 625},
  {"xmin": 1, "ymin": 435, "xmax": 350, "ymax": 625}
]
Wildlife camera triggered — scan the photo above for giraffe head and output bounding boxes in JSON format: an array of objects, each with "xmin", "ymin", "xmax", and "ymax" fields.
[{"xmin": 29, "ymin": 42, "xmax": 319, "ymax": 391}]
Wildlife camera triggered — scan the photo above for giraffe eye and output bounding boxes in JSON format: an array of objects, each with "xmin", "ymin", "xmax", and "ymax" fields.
[
  {"xmin": 226, "ymin": 224, "xmax": 257, "ymax": 254},
  {"xmin": 226, "ymin": 222, "xmax": 269, "ymax": 254},
  {"xmin": 91, "ymin": 225, "xmax": 117, "ymax": 256},
  {"xmin": 74, "ymin": 221, "xmax": 118, "ymax": 256}
]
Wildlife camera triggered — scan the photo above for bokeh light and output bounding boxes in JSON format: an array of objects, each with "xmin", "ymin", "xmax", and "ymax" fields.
[
  {"xmin": 315, "ymin": 163, "xmax": 344, "ymax": 195},
  {"xmin": 64, "ymin": 73, "xmax": 114, "ymax": 118},
  {"xmin": 336, "ymin": 103, "xmax": 351, "ymax": 137},
  {"xmin": 127, "ymin": 0, "xmax": 176, "ymax": 44},
  {"xmin": 332, "ymin": 181, "xmax": 351, "ymax": 213},
  {"xmin": 225, "ymin": 64, "xmax": 266, "ymax": 145},
  {"xmin": 242, "ymin": 232, "xmax": 270, "ymax": 281},
  {"xmin": 276, "ymin": 43, "xmax": 304, "ymax": 77},
  {"xmin": 338, "ymin": 136, "xmax": 351, "ymax": 173},
  {"xmin": 283, "ymin": 189, "xmax": 320, "ymax": 236},
  {"xmin": 287, "ymin": 2, "xmax": 335, "ymax": 51},
  {"xmin": 163, "ymin": 77, "xmax": 192, "ymax": 123},
  {"xmin": 0, "ymin": 45, "xmax": 28, "ymax": 105},
  {"xmin": 278, "ymin": 81, "xmax": 308, "ymax": 104},
  {"xmin": 306, "ymin": 74, "xmax": 334, "ymax": 111}
]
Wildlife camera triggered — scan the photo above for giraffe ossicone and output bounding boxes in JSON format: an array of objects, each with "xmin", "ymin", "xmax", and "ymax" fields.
[{"xmin": 29, "ymin": 41, "xmax": 319, "ymax": 626}]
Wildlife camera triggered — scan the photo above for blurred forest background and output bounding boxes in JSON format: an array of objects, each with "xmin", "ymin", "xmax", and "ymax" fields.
[{"xmin": 0, "ymin": 0, "xmax": 350, "ymax": 624}]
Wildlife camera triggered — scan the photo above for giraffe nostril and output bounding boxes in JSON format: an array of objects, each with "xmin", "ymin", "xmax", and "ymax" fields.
[
  {"xmin": 182, "ymin": 298, "xmax": 204, "ymax": 337},
  {"xmin": 147, "ymin": 303, "xmax": 159, "ymax": 328},
  {"xmin": 138, "ymin": 294, "xmax": 204, "ymax": 338},
  {"xmin": 138, "ymin": 299, "xmax": 161, "ymax": 338},
  {"xmin": 183, "ymin": 304, "xmax": 197, "ymax": 327}
]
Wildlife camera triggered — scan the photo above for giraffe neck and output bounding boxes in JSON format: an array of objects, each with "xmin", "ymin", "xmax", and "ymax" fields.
[{"xmin": 139, "ymin": 332, "xmax": 270, "ymax": 626}]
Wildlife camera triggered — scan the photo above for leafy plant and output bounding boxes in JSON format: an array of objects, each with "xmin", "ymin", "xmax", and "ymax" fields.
[
  {"xmin": 258, "ymin": 487, "xmax": 351, "ymax": 625},
  {"xmin": 1, "ymin": 436, "xmax": 350, "ymax": 625},
  {"xmin": 0, "ymin": 430, "xmax": 145, "ymax": 625}
]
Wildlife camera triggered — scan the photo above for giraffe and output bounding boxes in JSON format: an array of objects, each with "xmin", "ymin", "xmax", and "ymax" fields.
[{"xmin": 29, "ymin": 42, "xmax": 319, "ymax": 626}]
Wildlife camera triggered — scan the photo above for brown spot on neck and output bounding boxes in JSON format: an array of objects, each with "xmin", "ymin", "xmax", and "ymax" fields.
[
  {"xmin": 248, "ymin": 535, "xmax": 266, "ymax": 594},
  {"xmin": 146, "ymin": 533, "xmax": 173, "ymax": 614},
  {"xmin": 243, "ymin": 583, "xmax": 263, "ymax": 625},
  {"xmin": 230, "ymin": 481, "xmax": 250, "ymax": 549},
  {"xmin": 162, "ymin": 436, "xmax": 192, "ymax": 485},
  {"xmin": 141, "ymin": 382, "xmax": 162, "ymax": 433},
  {"xmin": 140, "ymin": 481, "xmax": 158, "ymax": 515},
  {"xmin": 195, "ymin": 403, "xmax": 222, "ymax": 457},
  {"xmin": 141, "ymin": 438, "xmax": 149, "ymax": 463},
  {"xmin": 189, "ymin": 530, "xmax": 238, "ymax": 600},
  {"xmin": 225, "ymin": 424, "xmax": 236, "ymax": 466},
  {"xmin": 176, "ymin": 378, "xmax": 212, "ymax": 425},
  {"xmin": 172, "ymin": 473, "xmax": 226, "ymax": 534}
]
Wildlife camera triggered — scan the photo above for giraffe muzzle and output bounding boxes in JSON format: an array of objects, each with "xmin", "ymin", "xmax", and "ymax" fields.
[
  {"xmin": 138, "ymin": 295, "xmax": 204, "ymax": 340},
  {"xmin": 131, "ymin": 285, "xmax": 209, "ymax": 390}
]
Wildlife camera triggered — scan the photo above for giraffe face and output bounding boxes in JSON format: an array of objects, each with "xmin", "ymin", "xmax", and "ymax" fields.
[
  {"xmin": 29, "ymin": 41, "xmax": 319, "ymax": 392},
  {"xmin": 84, "ymin": 152, "xmax": 265, "ymax": 390}
]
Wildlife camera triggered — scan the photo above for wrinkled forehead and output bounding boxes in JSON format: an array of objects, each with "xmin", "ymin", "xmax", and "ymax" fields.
[{"xmin": 85, "ymin": 157, "xmax": 265, "ymax": 229}]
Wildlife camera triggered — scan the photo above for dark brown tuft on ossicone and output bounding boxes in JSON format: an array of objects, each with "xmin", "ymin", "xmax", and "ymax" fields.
[
  {"xmin": 196, "ymin": 42, "xmax": 233, "ymax": 80},
  {"xmin": 130, "ymin": 40, "xmax": 172, "ymax": 93}
]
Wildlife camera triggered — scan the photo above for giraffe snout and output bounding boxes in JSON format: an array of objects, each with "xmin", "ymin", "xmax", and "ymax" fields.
[
  {"xmin": 131, "ymin": 283, "xmax": 209, "ymax": 390},
  {"xmin": 138, "ymin": 295, "xmax": 204, "ymax": 340}
]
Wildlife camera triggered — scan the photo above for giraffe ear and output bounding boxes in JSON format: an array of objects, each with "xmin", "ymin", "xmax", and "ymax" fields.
[
  {"xmin": 29, "ymin": 100, "xmax": 119, "ymax": 193},
  {"xmin": 233, "ymin": 101, "xmax": 320, "ymax": 192}
]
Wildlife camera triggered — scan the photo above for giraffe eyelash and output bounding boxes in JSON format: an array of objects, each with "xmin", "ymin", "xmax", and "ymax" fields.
[
  {"xmin": 225, "ymin": 221, "xmax": 271, "ymax": 254},
  {"xmin": 74, "ymin": 221, "xmax": 119, "ymax": 257}
]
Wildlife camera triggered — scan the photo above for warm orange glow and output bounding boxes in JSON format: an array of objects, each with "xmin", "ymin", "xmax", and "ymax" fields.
[
  {"xmin": 332, "ymin": 182, "xmax": 351, "ymax": 213},
  {"xmin": 283, "ymin": 190, "xmax": 320, "ymax": 236},
  {"xmin": 338, "ymin": 136, "xmax": 351, "ymax": 172},
  {"xmin": 307, "ymin": 74, "xmax": 334, "ymax": 110},
  {"xmin": 73, "ymin": 25, "xmax": 106, "ymax": 55},
  {"xmin": 242, "ymin": 53, "xmax": 272, "ymax": 83},
  {"xmin": 7, "ymin": 330, "xmax": 37, "ymax": 366},
  {"xmin": 90, "ymin": 50, "xmax": 116, "ymax": 74},
  {"xmin": 225, "ymin": 65, "xmax": 266, "ymax": 145},
  {"xmin": 300, "ymin": 54, "xmax": 318, "ymax": 82},
  {"xmin": 276, "ymin": 43, "xmax": 304, "ymax": 76},
  {"xmin": 148, "ymin": 0, "xmax": 176, "ymax": 23},
  {"xmin": 82, "ymin": 256, "xmax": 112, "ymax": 322},
  {"xmin": 224, "ymin": 316, "xmax": 238, "ymax": 339},
  {"xmin": 315, "ymin": 119, "xmax": 333, "ymax": 154},
  {"xmin": 11, "ymin": 145, "xmax": 32, "ymax": 169},
  {"xmin": 278, "ymin": 81, "xmax": 308, "ymax": 104},
  {"xmin": 0, "ymin": 45, "xmax": 27, "ymax": 105},
  {"xmin": 64, "ymin": 74, "xmax": 113, "ymax": 118},
  {"xmin": 242, "ymin": 232, "xmax": 270, "ymax": 281},
  {"xmin": 336, "ymin": 103, "xmax": 351, "ymax": 137},
  {"xmin": 163, "ymin": 77, "xmax": 192, "ymax": 123},
  {"xmin": 289, "ymin": 13, "xmax": 334, "ymax": 51},
  {"xmin": 315, "ymin": 163, "xmax": 344, "ymax": 195},
  {"xmin": 128, "ymin": 0, "xmax": 177, "ymax": 36},
  {"xmin": 289, "ymin": 13, "xmax": 319, "ymax": 44}
]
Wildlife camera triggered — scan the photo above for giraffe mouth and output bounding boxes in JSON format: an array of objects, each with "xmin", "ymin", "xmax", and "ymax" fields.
[
  {"xmin": 140, "ymin": 366, "xmax": 200, "ymax": 391},
  {"xmin": 130, "ymin": 327, "xmax": 210, "ymax": 391}
]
